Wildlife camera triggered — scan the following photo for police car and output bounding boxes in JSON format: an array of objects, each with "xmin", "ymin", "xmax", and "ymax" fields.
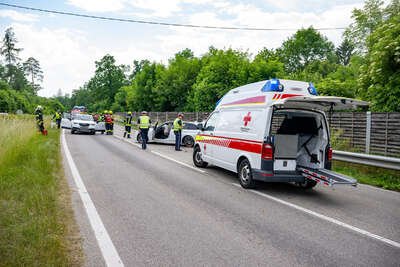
[
  {"xmin": 193, "ymin": 79, "xmax": 368, "ymax": 189},
  {"xmin": 136, "ymin": 121, "xmax": 200, "ymax": 147}
]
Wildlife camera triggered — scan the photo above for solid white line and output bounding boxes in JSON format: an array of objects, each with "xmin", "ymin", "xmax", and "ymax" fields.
[
  {"xmin": 232, "ymin": 183, "xmax": 400, "ymax": 249},
  {"xmin": 150, "ymin": 150, "xmax": 206, "ymax": 174},
  {"xmin": 62, "ymin": 131, "xmax": 125, "ymax": 266}
]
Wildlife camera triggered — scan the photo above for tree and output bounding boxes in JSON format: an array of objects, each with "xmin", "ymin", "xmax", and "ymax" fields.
[
  {"xmin": 190, "ymin": 48, "xmax": 250, "ymax": 111},
  {"xmin": 278, "ymin": 27, "xmax": 335, "ymax": 73},
  {"xmin": 23, "ymin": 57, "xmax": 43, "ymax": 93},
  {"xmin": 87, "ymin": 54, "xmax": 126, "ymax": 108},
  {"xmin": 336, "ymin": 39, "xmax": 354, "ymax": 65},
  {"xmin": 248, "ymin": 49, "xmax": 285, "ymax": 82},
  {"xmin": 344, "ymin": 0, "xmax": 384, "ymax": 53},
  {"xmin": 359, "ymin": 10, "xmax": 400, "ymax": 111},
  {"xmin": 0, "ymin": 27, "xmax": 22, "ymax": 66}
]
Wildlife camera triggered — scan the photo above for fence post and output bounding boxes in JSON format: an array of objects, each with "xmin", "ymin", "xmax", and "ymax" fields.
[{"xmin": 365, "ymin": 111, "xmax": 371, "ymax": 154}]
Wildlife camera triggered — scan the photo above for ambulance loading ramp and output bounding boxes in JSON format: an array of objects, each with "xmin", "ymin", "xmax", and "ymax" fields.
[{"xmin": 298, "ymin": 167, "xmax": 357, "ymax": 187}]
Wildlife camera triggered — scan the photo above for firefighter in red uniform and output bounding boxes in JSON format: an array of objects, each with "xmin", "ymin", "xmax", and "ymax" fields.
[{"xmin": 104, "ymin": 110, "xmax": 114, "ymax": 135}]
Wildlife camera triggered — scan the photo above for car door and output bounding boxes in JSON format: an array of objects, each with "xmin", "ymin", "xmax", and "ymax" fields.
[{"xmin": 199, "ymin": 112, "xmax": 220, "ymax": 162}]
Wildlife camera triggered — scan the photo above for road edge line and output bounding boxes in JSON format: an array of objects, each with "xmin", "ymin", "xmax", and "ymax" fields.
[
  {"xmin": 62, "ymin": 130, "xmax": 125, "ymax": 266},
  {"xmin": 232, "ymin": 183, "xmax": 400, "ymax": 249}
]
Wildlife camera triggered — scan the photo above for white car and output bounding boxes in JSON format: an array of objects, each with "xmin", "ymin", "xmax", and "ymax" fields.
[
  {"xmin": 70, "ymin": 114, "xmax": 96, "ymax": 135},
  {"xmin": 136, "ymin": 121, "xmax": 200, "ymax": 147}
]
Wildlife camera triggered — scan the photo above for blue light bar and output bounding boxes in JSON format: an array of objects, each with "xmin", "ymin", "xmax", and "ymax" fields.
[
  {"xmin": 307, "ymin": 82, "xmax": 318, "ymax": 95},
  {"xmin": 261, "ymin": 78, "xmax": 284, "ymax": 92}
]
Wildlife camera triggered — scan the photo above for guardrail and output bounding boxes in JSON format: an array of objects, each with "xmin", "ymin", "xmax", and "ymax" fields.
[{"xmin": 333, "ymin": 150, "xmax": 400, "ymax": 171}]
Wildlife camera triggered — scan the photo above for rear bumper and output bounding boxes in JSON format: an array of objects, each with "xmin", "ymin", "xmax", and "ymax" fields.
[{"xmin": 252, "ymin": 169, "xmax": 304, "ymax": 182}]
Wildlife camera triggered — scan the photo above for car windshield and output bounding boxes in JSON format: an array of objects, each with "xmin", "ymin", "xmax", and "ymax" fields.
[{"xmin": 73, "ymin": 114, "xmax": 93, "ymax": 121}]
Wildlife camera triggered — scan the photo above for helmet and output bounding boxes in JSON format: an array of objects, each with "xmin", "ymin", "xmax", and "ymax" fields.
[
  {"xmin": 127, "ymin": 111, "xmax": 132, "ymax": 115},
  {"xmin": 109, "ymin": 111, "xmax": 113, "ymax": 115},
  {"xmin": 36, "ymin": 105, "xmax": 43, "ymax": 111},
  {"xmin": 104, "ymin": 110, "xmax": 108, "ymax": 114},
  {"xmin": 178, "ymin": 112, "xmax": 184, "ymax": 117},
  {"xmin": 141, "ymin": 111, "xmax": 147, "ymax": 115}
]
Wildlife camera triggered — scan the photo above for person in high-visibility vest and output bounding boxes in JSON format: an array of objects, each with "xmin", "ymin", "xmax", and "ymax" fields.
[
  {"xmin": 173, "ymin": 113, "xmax": 184, "ymax": 151},
  {"xmin": 123, "ymin": 111, "xmax": 133, "ymax": 138},
  {"xmin": 35, "ymin": 105, "xmax": 45, "ymax": 133},
  {"xmin": 137, "ymin": 111, "xmax": 151, "ymax": 150},
  {"xmin": 52, "ymin": 110, "xmax": 62, "ymax": 129}
]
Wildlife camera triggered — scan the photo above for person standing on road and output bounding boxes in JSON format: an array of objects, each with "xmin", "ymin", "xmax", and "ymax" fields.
[
  {"xmin": 52, "ymin": 110, "xmax": 62, "ymax": 129},
  {"xmin": 109, "ymin": 110, "xmax": 114, "ymax": 135},
  {"xmin": 104, "ymin": 110, "xmax": 113, "ymax": 135},
  {"xmin": 173, "ymin": 113, "xmax": 184, "ymax": 151},
  {"xmin": 138, "ymin": 111, "xmax": 151, "ymax": 150},
  {"xmin": 123, "ymin": 111, "xmax": 133, "ymax": 138}
]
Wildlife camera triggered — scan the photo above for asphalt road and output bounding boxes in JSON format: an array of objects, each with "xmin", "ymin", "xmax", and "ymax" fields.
[{"xmin": 62, "ymin": 128, "xmax": 400, "ymax": 267}]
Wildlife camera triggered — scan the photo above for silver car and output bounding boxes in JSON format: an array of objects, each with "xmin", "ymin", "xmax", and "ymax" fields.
[
  {"xmin": 70, "ymin": 114, "xmax": 96, "ymax": 135},
  {"xmin": 136, "ymin": 121, "xmax": 200, "ymax": 147}
]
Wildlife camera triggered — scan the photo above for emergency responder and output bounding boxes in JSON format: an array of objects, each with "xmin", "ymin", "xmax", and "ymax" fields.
[
  {"xmin": 138, "ymin": 111, "xmax": 151, "ymax": 150},
  {"xmin": 109, "ymin": 110, "xmax": 114, "ymax": 135},
  {"xmin": 34, "ymin": 105, "xmax": 45, "ymax": 133},
  {"xmin": 104, "ymin": 110, "xmax": 113, "ymax": 135},
  {"xmin": 52, "ymin": 110, "xmax": 62, "ymax": 129},
  {"xmin": 173, "ymin": 113, "xmax": 184, "ymax": 151},
  {"xmin": 123, "ymin": 111, "xmax": 133, "ymax": 138}
]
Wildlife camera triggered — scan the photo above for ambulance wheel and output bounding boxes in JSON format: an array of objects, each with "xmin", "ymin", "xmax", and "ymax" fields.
[
  {"xmin": 238, "ymin": 159, "xmax": 257, "ymax": 189},
  {"xmin": 183, "ymin": 136, "xmax": 194, "ymax": 147},
  {"xmin": 137, "ymin": 134, "xmax": 142, "ymax": 143},
  {"xmin": 297, "ymin": 179, "xmax": 317, "ymax": 189},
  {"xmin": 193, "ymin": 146, "xmax": 207, "ymax": 168}
]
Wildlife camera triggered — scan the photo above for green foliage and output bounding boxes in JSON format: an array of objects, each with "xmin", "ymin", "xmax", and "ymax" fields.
[
  {"xmin": 344, "ymin": 0, "xmax": 384, "ymax": 53},
  {"xmin": 278, "ymin": 27, "xmax": 335, "ymax": 73},
  {"xmin": 359, "ymin": 4, "xmax": 400, "ymax": 111}
]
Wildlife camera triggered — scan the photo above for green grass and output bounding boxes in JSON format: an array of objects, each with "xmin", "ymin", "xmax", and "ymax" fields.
[
  {"xmin": 333, "ymin": 161, "xmax": 400, "ymax": 192},
  {"xmin": 0, "ymin": 115, "xmax": 82, "ymax": 267}
]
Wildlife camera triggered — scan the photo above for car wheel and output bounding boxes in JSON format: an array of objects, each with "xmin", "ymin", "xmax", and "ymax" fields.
[
  {"xmin": 90, "ymin": 131, "xmax": 95, "ymax": 135},
  {"xmin": 71, "ymin": 130, "xmax": 75, "ymax": 134},
  {"xmin": 296, "ymin": 179, "xmax": 317, "ymax": 189},
  {"xmin": 193, "ymin": 146, "xmax": 208, "ymax": 168},
  {"xmin": 183, "ymin": 136, "xmax": 194, "ymax": 147},
  {"xmin": 137, "ymin": 134, "xmax": 142, "ymax": 143},
  {"xmin": 238, "ymin": 158, "xmax": 257, "ymax": 189}
]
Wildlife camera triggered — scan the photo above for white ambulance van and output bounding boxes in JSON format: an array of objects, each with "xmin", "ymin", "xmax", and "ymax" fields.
[{"xmin": 193, "ymin": 79, "xmax": 368, "ymax": 189}]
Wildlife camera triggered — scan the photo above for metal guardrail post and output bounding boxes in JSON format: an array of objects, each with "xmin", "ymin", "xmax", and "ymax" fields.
[{"xmin": 365, "ymin": 111, "xmax": 371, "ymax": 154}]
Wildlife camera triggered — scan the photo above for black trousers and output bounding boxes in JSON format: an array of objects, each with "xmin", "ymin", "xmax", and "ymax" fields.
[{"xmin": 140, "ymin": 128, "xmax": 149, "ymax": 149}]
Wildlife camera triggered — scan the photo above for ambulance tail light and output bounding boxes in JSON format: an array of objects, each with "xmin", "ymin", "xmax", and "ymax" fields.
[
  {"xmin": 261, "ymin": 143, "xmax": 273, "ymax": 160},
  {"xmin": 327, "ymin": 147, "xmax": 333, "ymax": 161}
]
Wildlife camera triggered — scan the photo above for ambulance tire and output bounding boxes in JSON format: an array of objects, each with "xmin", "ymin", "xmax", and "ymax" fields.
[
  {"xmin": 193, "ymin": 146, "xmax": 208, "ymax": 168},
  {"xmin": 238, "ymin": 158, "xmax": 257, "ymax": 189},
  {"xmin": 297, "ymin": 179, "xmax": 317, "ymax": 189}
]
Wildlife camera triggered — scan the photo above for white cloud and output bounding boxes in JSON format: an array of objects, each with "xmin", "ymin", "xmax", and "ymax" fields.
[
  {"xmin": 0, "ymin": 10, "xmax": 38, "ymax": 22},
  {"xmin": 67, "ymin": 0, "xmax": 126, "ymax": 12},
  {"xmin": 11, "ymin": 23, "xmax": 102, "ymax": 97}
]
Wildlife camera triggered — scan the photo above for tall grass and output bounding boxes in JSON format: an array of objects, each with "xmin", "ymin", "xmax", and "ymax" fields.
[{"xmin": 0, "ymin": 115, "xmax": 82, "ymax": 266}]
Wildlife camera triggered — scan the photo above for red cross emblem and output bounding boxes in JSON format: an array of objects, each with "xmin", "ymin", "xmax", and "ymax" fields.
[{"xmin": 243, "ymin": 112, "xmax": 252, "ymax": 126}]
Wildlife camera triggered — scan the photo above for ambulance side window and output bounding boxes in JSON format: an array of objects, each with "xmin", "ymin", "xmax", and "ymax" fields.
[{"xmin": 204, "ymin": 112, "xmax": 219, "ymax": 131}]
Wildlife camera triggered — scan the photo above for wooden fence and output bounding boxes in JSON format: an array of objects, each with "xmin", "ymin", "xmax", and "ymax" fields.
[{"xmin": 121, "ymin": 111, "xmax": 400, "ymax": 157}]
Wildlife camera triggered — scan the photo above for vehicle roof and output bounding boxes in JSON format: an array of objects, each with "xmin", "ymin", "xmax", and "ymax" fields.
[{"xmin": 215, "ymin": 79, "xmax": 311, "ymax": 110}]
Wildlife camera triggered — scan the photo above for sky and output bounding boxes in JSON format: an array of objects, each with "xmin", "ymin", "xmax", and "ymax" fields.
[{"xmin": 0, "ymin": 0, "xmax": 366, "ymax": 97}]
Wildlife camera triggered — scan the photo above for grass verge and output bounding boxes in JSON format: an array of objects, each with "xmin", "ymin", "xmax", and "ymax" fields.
[
  {"xmin": 333, "ymin": 160, "xmax": 400, "ymax": 192},
  {"xmin": 0, "ymin": 115, "xmax": 83, "ymax": 266}
]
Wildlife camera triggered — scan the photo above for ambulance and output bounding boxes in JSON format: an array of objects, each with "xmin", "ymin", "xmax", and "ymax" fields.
[{"xmin": 193, "ymin": 79, "xmax": 368, "ymax": 189}]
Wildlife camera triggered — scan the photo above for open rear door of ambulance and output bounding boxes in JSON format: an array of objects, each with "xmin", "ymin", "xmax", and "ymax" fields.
[
  {"xmin": 272, "ymin": 96, "xmax": 369, "ymax": 112},
  {"xmin": 271, "ymin": 95, "xmax": 369, "ymax": 187}
]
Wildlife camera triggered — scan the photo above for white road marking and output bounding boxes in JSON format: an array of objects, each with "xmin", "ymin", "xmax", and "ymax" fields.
[
  {"xmin": 232, "ymin": 183, "xmax": 400, "ymax": 249},
  {"xmin": 62, "ymin": 131, "xmax": 125, "ymax": 267},
  {"xmin": 113, "ymin": 132, "xmax": 206, "ymax": 174},
  {"xmin": 151, "ymin": 150, "xmax": 206, "ymax": 174}
]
